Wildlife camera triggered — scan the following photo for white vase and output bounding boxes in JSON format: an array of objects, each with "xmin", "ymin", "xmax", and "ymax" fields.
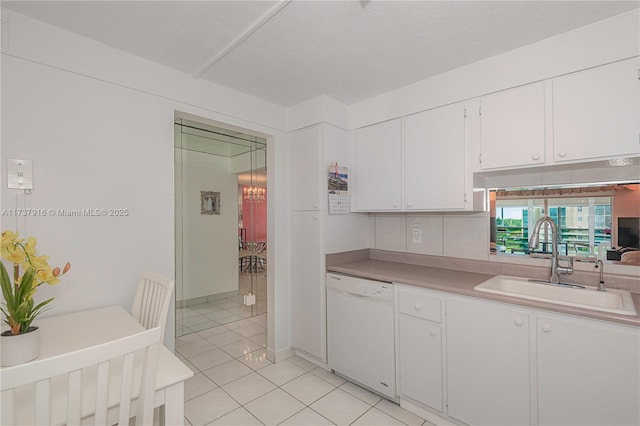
[{"xmin": 1, "ymin": 326, "xmax": 40, "ymax": 367}]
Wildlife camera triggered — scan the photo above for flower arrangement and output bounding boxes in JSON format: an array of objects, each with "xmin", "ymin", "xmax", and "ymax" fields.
[{"xmin": 0, "ymin": 231, "xmax": 70, "ymax": 335}]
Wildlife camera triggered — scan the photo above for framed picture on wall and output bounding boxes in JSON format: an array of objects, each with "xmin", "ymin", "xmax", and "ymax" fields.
[{"xmin": 201, "ymin": 191, "xmax": 220, "ymax": 215}]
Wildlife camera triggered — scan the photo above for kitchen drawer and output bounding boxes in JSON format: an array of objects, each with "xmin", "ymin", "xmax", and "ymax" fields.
[{"xmin": 397, "ymin": 288, "xmax": 442, "ymax": 322}]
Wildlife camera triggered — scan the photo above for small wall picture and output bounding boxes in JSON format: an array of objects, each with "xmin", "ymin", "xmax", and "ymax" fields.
[{"xmin": 201, "ymin": 191, "xmax": 220, "ymax": 215}]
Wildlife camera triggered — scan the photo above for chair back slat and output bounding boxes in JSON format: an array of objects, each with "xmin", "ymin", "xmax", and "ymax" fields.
[
  {"xmin": 1, "ymin": 327, "xmax": 161, "ymax": 426},
  {"xmin": 1, "ymin": 389, "xmax": 15, "ymax": 425},
  {"xmin": 94, "ymin": 360, "xmax": 110, "ymax": 425},
  {"xmin": 131, "ymin": 272, "xmax": 175, "ymax": 340},
  {"xmin": 34, "ymin": 379, "xmax": 50, "ymax": 425},
  {"xmin": 135, "ymin": 343, "xmax": 159, "ymax": 426},
  {"xmin": 67, "ymin": 369, "xmax": 82, "ymax": 425},
  {"xmin": 117, "ymin": 352, "xmax": 135, "ymax": 426}
]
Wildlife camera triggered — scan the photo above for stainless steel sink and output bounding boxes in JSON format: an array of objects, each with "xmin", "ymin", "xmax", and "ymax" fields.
[{"xmin": 474, "ymin": 275, "xmax": 637, "ymax": 316}]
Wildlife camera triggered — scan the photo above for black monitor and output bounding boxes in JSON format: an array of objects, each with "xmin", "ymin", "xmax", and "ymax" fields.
[{"xmin": 617, "ymin": 217, "xmax": 640, "ymax": 248}]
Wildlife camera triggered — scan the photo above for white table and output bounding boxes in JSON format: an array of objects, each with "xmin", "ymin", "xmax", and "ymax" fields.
[{"xmin": 2, "ymin": 305, "xmax": 193, "ymax": 425}]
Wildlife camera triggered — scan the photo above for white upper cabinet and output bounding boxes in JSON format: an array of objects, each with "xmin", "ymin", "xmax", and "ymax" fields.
[
  {"xmin": 353, "ymin": 105, "xmax": 474, "ymax": 212},
  {"xmin": 552, "ymin": 58, "xmax": 640, "ymax": 162},
  {"xmin": 354, "ymin": 119, "xmax": 402, "ymax": 211},
  {"xmin": 404, "ymin": 103, "xmax": 467, "ymax": 210},
  {"xmin": 290, "ymin": 125, "xmax": 322, "ymax": 211},
  {"xmin": 479, "ymin": 82, "xmax": 546, "ymax": 169}
]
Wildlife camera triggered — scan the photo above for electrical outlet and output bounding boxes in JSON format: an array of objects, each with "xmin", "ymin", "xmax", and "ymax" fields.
[{"xmin": 412, "ymin": 223, "xmax": 422, "ymax": 244}]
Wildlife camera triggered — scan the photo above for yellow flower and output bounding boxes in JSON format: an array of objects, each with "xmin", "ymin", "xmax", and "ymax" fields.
[
  {"xmin": 26, "ymin": 254, "xmax": 50, "ymax": 271},
  {"xmin": 1, "ymin": 231, "xmax": 25, "ymax": 264},
  {"xmin": 24, "ymin": 236, "xmax": 37, "ymax": 257},
  {"xmin": 1, "ymin": 230, "xmax": 71, "ymax": 335},
  {"xmin": 1, "ymin": 230, "xmax": 21, "ymax": 247},
  {"xmin": 34, "ymin": 264, "xmax": 61, "ymax": 285},
  {"xmin": 4, "ymin": 245, "xmax": 26, "ymax": 265}
]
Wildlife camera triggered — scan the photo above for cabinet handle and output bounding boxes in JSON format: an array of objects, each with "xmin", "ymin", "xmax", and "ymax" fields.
[
  {"xmin": 541, "ymin": 324, "xmax": 552, "ymax": 333},
  {"xmin": 514, "ymin": 318, "xmax": 524, "ymax": 326},
  {"xmin": 557, "ymin": 152, "xmax": 567, "ymax": 158},
  {"xmin": 312, "ymin": 204, "xmax": 318, "ymax": 209},
  {"xmin": 429, "ymin": 329, "xmax": 438, "ymax": 337},
  {"xmin": 406, "ymin": 203, "xmax": 412, "ymax": 208},
  {"xmin": 531, "ymin": 154, "xmax": 540, "ymax": 161},
  {"xmin": 393, "ymin": 203, "xmax": 399, "ymax": 208},
  {"xmin": 313, "ymin": 215, "xmax": 318, "ymax": 220},
  {"xmin": 414, "ymin": 304, "xmax": 423, "ymax": 311}
]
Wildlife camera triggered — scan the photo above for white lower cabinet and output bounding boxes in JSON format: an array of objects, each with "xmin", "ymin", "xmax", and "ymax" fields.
[
  {"xmin": 394, "ymin": 287, "xmax": 640, "ymax": 426},
  {"xmin": 537, "ymin": 315, "xmax": 640, "ymax": 426},
  {"xmin": 446, "ymin": 297, "xmax": 530, "ymax": 426},
  {"xmin": 397, "ymin": 286, "xmax": 444, "ymax": 412}
]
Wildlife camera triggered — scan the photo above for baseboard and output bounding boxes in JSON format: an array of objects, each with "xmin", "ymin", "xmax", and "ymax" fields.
[
  {"xmin": 177, "ymin": 290, "xmax": 240, "ymax": 308},
  {"xmin": 293, "ymin": 350, "xmax": 328, "ymax": 370},
  {"xmin": 400, "ymin": 399, "xmax": 458, "ymax": 426},
  {"xmin": 266, "ymin": 346, "xmax": 295, "ymax": 363}
]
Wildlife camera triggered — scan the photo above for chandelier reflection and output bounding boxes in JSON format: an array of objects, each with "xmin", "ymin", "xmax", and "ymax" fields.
[{"xmin": 243, "ymin": 185, "xmax": 266, "ymax": 203}]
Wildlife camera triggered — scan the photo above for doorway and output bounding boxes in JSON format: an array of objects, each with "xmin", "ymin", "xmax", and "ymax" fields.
[{"xmin": 174, "ymin": 117, "xmax": 267, "ymax": 338}]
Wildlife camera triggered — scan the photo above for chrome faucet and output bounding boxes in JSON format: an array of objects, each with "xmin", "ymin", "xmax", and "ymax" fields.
[
  {"xmin": 529, "ymin": 216, "xmax": 573, "ymax": 284},
  {"xmin": 595, "ymin": 260, "xmax": 606, "ymax": 292}
]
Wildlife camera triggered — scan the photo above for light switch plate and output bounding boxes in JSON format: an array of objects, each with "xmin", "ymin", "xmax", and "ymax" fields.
[{"xmin": 7, "ymin": 159, "xmax": 33, "ymax": 190}]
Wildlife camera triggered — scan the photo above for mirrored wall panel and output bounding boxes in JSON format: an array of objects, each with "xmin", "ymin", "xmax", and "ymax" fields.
[{"xmin": 175, "ymin": 117, "xmax": 267, "ymax": 337}]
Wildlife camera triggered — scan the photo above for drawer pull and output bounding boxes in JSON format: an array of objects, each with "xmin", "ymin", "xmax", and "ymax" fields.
[
  {"xmin": 541, "ymin": 324, "xmax": 552, "ymax": 333},
  {"xmin": 414, "ymin": 304, "xmax": 423, "ymax": 311},
  {"xmin": 531, "ymin": 154, "xmax": 540, "ymax": 161},
  {"xmin": 429, "ymin": 329, "xmax": 437, "ymax": 337},
  {"xmin": 514, "ymin": 318, "xmax": 524, "ymax": 326}
]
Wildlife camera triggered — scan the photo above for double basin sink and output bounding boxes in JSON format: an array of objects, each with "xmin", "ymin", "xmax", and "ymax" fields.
[{"xmin": 474, "ymin": 275, "xmax": 637, "ymax": 316}]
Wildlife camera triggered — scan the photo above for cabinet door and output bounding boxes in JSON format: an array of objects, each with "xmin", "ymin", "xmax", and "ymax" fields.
[
  {"xmin": 398, "ymin": 315, "xmax": 443, "ymax": 411},
  {"xmin": 537, "ymin": 316, "xmax": 640, "ymax": 425},
  {"xmin": 354, "ymin": 119, "xmax": 402, "ymax": 210},
  {"xmin": 290, "ymin": 125, "xmax": 321, "ymax": 210},
  {"xmin": 290, "ymin": 211, "xmax": 325, "ymax": 360},
  {"xmin": 552, "ymin": 58, "xmax": 640, "ymax": 162},
  {"xmin": 404, "ymin": 103, "xmax": 466, "ymax": 210},
  {"xmin": 480, "ymin": 82, "xmax": 545, "ymax": 169},
  {"xmin": 447, "ymin": 298, "xmax": 530, "ymax": 425}
]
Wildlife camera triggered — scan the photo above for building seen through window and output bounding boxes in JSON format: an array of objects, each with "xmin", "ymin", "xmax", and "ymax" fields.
[{"xmin": 490, "ymin": 183, "xmax": 638, "ymax": 258}]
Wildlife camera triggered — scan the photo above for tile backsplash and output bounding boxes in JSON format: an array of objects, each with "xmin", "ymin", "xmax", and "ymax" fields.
[{"xmin": 370, "ymin": 212, "xmax": 490, "ymax": 261}]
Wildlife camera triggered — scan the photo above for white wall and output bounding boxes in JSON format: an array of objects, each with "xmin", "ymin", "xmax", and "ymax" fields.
[
  {"xmin": 1, "ymin": 9, "xmax": 291, "ymax": 353},
  {"xmin": 176, "ymin": 149, "xmax": 239, "ymax": 301}
]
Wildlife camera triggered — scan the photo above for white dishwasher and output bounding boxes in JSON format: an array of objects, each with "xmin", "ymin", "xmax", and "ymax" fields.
[{"xmin": 326, "ymin": 272, "xmax": 396, "ymax": 400}]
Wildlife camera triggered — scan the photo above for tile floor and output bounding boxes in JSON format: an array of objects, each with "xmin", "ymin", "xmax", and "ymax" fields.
[
  {"xmin": 177, "ymin": 318, "xmax": 432, "ymax": 426},
  {"xmin": 176, "ymin": 269, "xmax": 267, "ymax": 337}
]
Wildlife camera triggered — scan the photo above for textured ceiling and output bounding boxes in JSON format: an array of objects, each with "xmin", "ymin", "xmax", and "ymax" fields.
[{"xmin": 3, "ymin": 1, "xmax": 638, "ymax": 107}]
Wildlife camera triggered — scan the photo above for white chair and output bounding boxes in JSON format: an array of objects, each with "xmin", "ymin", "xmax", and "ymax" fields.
[
  {"xmin": 131, "ymin": 272, "xmax": 175, "ymax": 340},
  {"xmin": 1, "ymin": 327, "xmax": 162, "ymax": 426}
]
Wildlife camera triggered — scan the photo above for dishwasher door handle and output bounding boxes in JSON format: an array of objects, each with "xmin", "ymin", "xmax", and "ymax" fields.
[{"xmin": 337, "ymin": 290, "xmax": 370, "ymax": 298}]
